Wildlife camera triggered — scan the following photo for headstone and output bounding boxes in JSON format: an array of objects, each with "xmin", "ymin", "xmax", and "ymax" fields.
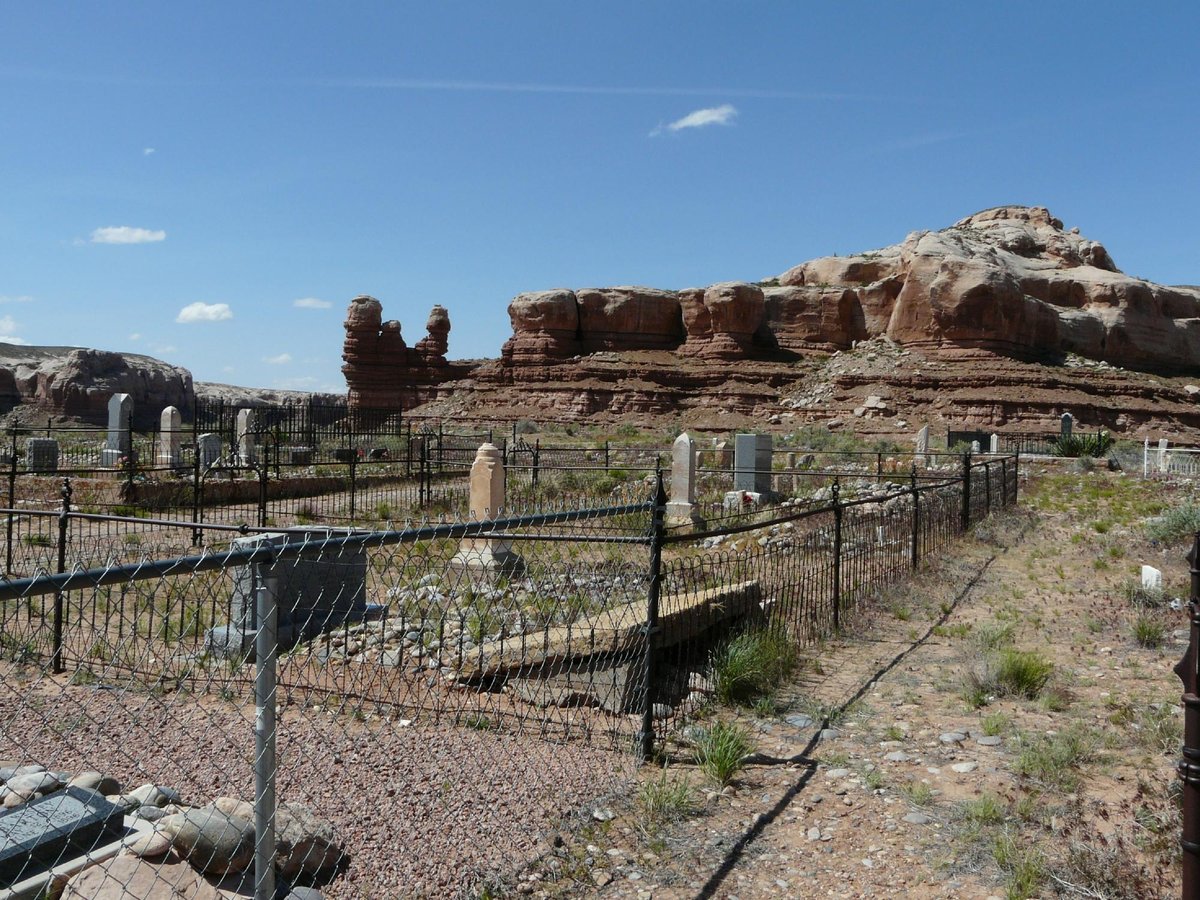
[
  {"xmin": 25, "ymin": 438, "xmax": 58, "ymax": 473},
  {"xmin": 205, "ymin": 528, "xmax": 369, "ymax": 660},
  {"xmin": 713, "ymin": 440, "xmax": 732, "ymax": 469},
  {"xmin": 970, "ymin": 440, "xmax": 981, "ymax": 454},
  {"xmin": 288, "ymin": 446, "xmax": 314, "ymax": 466},
  {"xmin": 914, "ymin": 425, "xmax": 930, "ymax": 465},
  {"xmin": 0, "ymin": 786, "xmax": 125, "ymax": 887},
  {"xmin": 157, "ymin": 406, "xmax": 182, "ymax": 469},
  {"xmin": 100, "ymin": 393, "xmax": 133, "ymax": 467},
  {"xmin": 1141, "ymin": 565, "xmax": 1163, "ymax": 591},
  {"xmin": 451, "ymin": 444, "xmax": 523, "ymax": 575},
  {"xmin": 236, "ymin": 408, "xmax": 257, "ymax": 466},
  {"xmin": 1061, "ymin": 413, "xmax": 1073, "ymax": 437},
  {"xmin": 734, "ymin": 433, "xmax": 773, "ymax": 495},
  {"xmin": 989, "ymin": 433, "xmax": 1000, "ymax": 454},
  {"xmin": 665, "ymin": 433, "xmax": 705, "ymax": 529},
  {"xmin": 723, "ymin": 490, "xmax": 762, "ymax": 511},
  {"xmin": 1159, "ymin": 438, "xmax": 1170, "ymax": 474},
  {"xmin": 197, "ymin": 433, "xmax": 223, "ymax": 470}
]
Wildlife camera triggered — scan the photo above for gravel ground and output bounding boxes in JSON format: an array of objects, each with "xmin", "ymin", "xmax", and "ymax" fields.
[{"xmin": 0, "ymin": 672, "xmax": 637, "ymax": 898}]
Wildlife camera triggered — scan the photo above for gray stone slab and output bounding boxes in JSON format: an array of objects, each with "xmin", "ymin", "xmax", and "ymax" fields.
[{"xmin": 0, "ymin": 786, "xmax": 125, "ymax": 887}]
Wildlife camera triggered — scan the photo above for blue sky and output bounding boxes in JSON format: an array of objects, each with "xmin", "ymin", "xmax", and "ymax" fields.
[{"xmin": 1, "ymin": 3, "xmax": 1197, "ymax": 392}]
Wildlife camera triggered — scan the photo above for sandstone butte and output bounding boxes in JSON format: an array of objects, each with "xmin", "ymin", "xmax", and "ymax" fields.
[
  {"xmin": 340, "ymin": 205, "xmax": 1200, "ymax": 436},
  {"xmin": 0, "ymin": 205, "xmax": 1197, "ymax": 434}
]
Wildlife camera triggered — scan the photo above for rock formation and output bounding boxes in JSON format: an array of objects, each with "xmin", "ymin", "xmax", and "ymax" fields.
[
  {"xmin": 341, "ymin": 296, "xmax": 468, "ymax": 409},
  {"xmin": 0, "ymin": 346, "xmax": 194, "ymax": 427}
]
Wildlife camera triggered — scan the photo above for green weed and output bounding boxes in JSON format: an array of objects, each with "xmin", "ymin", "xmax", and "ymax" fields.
[{"xmin": 694, "ymin": 721, "xmax": 755, "ymax": 786}]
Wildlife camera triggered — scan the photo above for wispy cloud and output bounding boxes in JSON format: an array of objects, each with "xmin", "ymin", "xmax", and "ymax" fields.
[
  {"xmin": 293, "ymin": 297, "xmax": 331, "ymax": 309},
  {"xmin": 651, "ymin": 104, "xmax": 737, "ymax": 137},
  {"xmin": 90, "ymin": 226, "xmax": 166, "ymax": 245},
  {"xmin": 152, "ymin": 344, "xmax": 177, "ymax": 355},
  {"xmin": 0, "ymin": 295, "xmax": 33, "ymax": 304},
  {"xmin": 176, "ymin": 302, "xmax": 232, "ymax": 324},
  {"xmin": 143, "ymin": 147, "xmax": 155, "ymax": 156},
  {"xmin": 264, "ymin": 353, "xmax": 292, "ymax": 365},
  {"xmin": 0, "ymin": 315, "xmax": 27, "ymax": 344},
  {"xmin": 128, "ymin": 333, "xmax": 141, "ymax": 342}
]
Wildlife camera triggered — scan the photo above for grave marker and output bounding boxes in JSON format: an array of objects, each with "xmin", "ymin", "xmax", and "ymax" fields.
[
  {"xmin": 100, "ymin": 393, "xmax": 132, "ymax": 467},
  {"xmin": 451, "ymin": 444, "xmax": 523, "ymax": 575},
  {"xmin": 734, "ymin": 433, "xmax": 773, "ymax": 495},
  {"xmin": 158, "ymin": 406, "xmax": 182, "ymax": 469},
  {"xmin": 197, "ymin": 433, "xmax": 222, "ymax": 470},
  {"xmin": 25, "ymin": 438, "xmax": 58, "ymax": 473},
  {"xmin": 0, "ymin": 786, "xmax": 125, "ymax": 887},
  {"xmin": 665, "ymin": 433, "xmax": 704, "ymax": 529},
  {"xmin": 236, "ymin": 408, "xmax": 257, "ymax": 466}
]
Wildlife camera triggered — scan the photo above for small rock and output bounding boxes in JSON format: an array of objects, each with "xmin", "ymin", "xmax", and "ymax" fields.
[
  {"xmin": 951, "ymin": 762, "xmax": 977, "ymax": 774},
  {"xmin": 591, "ymin": 870, "xmax": 613, "ymax": 887},
  {"xmin": 884, "ymin": 752, "xmax": 911, "ymax": 763},
  {"xmin": 784, "ymin": 714, "xmax": 814, "ymax": 728},
  {"xmin": 159, "ymin": 808, "xmax": 255, "ymax": 876},
  {"xmin": 939, "ymin": 732, "xmax": 967, "ymax": 744},
  {"xmin": 903, "ymin": 812, "xmax": 930, "ymax": 825},
  {"xmin": 977, "ymin": 736, "xmax": 1002, "ymax": 746},
  {"xmin": 807, "ymin": 827, "xmax": 822, "ymax": 841},
  {"xmin": 826, "ymin": 768, "xmax": 851, "ymax": 779},
  {"xmin": 593, "ymin": 808, "xmax": 615, "ymax": 822},
  {"xmin": 70, "ymin": 771, "xmax": 121, "ymax": 796}
]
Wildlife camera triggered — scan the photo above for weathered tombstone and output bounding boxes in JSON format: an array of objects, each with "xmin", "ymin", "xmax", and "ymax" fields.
[
  {"xmin": 1141, "ymin": 565, "xmax": 1163, "ymax": 592},
  {"xmin": 236, "ymin": 408, "xmax": 257, "ymax": 466},
  {"xmin": 25, "ymin": 438, "xmax": 58, "ymax": 473},
  {"xmin": 1159, "ymin": 438, "xmax": 1170, "ymax": 474},
  {"xmin": 971, "ymin": 440, "xmax": 981, "ymax": 454},
  {"xmin": 0, "ymin": 786, "xmax": 125, "ymax": 887},
  {"xmin": 989, "ymin": 433, "xmax": 1000, "ymax": 454},
  {"xmin": 665, "ymin": 433, "xmax": 705, "ymax": 530},
  {"xmin": 197, "ymin": 433, "xmax": 222, "ymax": 470},
  {"xmin": 451, "ymin": 444, "xmax": 523, "ymax": 575},
  {"xmin": 1061, "ymin": 413, "xmax": 1074, "ymax": 437},
  {"xmin": 99, "ymin": 393, "xmax": 132, "ymax": 467},
  {"xmin": 288, "ymin": 446, "xmax": 314, "ymax": 466},
  {"xmin": 205, "ymin": 528, "xmax": 369, "ymax": 659},
  {"xmin": 157, "ymin": 406, "xmax": 182, "ymax": 469},
  {"xmin": 734, "ymin": 433, "xmax": 773, "ymax": 495},
  {"xmin": 713, "ymin": 440, "xmax": 732, "ymax": 469},
  {"xmin": 914, "ymin": 424, "xmax": 930, "ymax": 465}
]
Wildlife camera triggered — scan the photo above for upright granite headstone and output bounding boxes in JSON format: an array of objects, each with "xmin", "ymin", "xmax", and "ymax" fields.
[
  {"xmin": 158, "ymin": 406, "xmax": 182, "ymax": 470},
  {"xmin": 236, "ymin": 409, "xmax": 257, "ymax": 466},
  {"xmin": 25, "ymin": 439, "xmax": 58, "ymax": 473},
  {"xmin": 713, "ymin": 440, "xmax": 731, "ymax": 469},
  {"xmin": 100, "ymin": 393, "xmax": 132, "ymax": 467},
  {"xmin": 451, "ymin": 443, "xmax": 523, "ymax": 575},
  {"xmin": 1159, "ymin": 438, "xmax": 1170, "ymax": 474},
  {"xmin": 665, "ymin": 433, "xmax": 705, "ymax": 529},
  {"xmin": 914, "ymin": 425, "xmax": 930, "ymax": 465},
  {"xmin": 1141, "ymin": 565, "xmax": 1163, "ymax": 591},
  {"xmin": 1061, "ymin": 413, "xmax": 1074, "ymax": 437},
  {"xmin": 0, "ymin": 785, "xmax": 125, "ymax": 887},
  {"xmin": 733, "ymin": 433, "xmax": 773, "ymax": 495},
  {"xmin": 198, "ymin": 433, "xmax": 223, "ymax": 470},
  {"xmin": 205, "ymin": 528, "xmax": 368, "ymax": 659},
  {"xmin": 989, "ymin": 433, "xmax": 1000, "ymax": 454}
]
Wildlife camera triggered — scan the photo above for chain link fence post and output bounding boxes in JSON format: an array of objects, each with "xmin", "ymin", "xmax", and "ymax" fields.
[
  {"xmin": 638, "ymin": 471, "xmax": 667, "ymax": 763},
  {"xmin": 254, "ymin": 555, "xmax": 279, "ymax": 900}
]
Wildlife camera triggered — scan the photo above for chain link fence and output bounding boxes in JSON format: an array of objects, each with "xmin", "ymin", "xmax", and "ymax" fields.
[{"xmin": 0, "ymin": 451, "xmax": 1017, "ymax": 898}]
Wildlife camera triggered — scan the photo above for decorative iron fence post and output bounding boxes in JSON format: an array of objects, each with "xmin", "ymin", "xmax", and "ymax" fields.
[
  {"xmin": 960, "ymin": 451, "xmax": 972, "ymax": 532},
  {"xmin": 533, "ymin": 440, "xmax": 540, "ymax": 487},
  {"xmin": 605, "ymin": 441, "xmax": 611, "ymax": 470},
  {"xmin": 348, "ymin": 449, "xmax": 358, "ymax": 521},
  {"xmin": 910, "ymin": 465, "xmax": 920, "ymax": 571},
  {"xmin": 832, "ymin": 480, "xmax": 843, "ymax": 632},
  {"xmin": 253, "ymin": 556, "xmax": 279, "ymax": 900},
  {"xmin": 52, "ymin": 477, "xmax": 72, "ymax": 674},
  {"xmin": 1176, "ymin": 533, "xmax": 1200, "ymax": 898},
  {"xmin": 638, "ymin": 472, "xmax": 667, "ymax": 763},
  {"xmin": 6, "ymin": 427, "xmax": 16, "ymax": 575},
  {"xmin": 984, "ymin": 462, "xmax": 991, "ymax": 516},
  {"xmin": 1013, "ymin": 449, "xmax": 1020, "ymax": 502},
  {"xmin": 1001, "ymin": 458, "xmax": 1009, "ymax": 507},
  {"xmin": 257, "ymin": 456, "xmax": 269, "ymax": 529},
  {"xmin": 876, "ymin": 451, "xmax": 882, "ymax": 483}
]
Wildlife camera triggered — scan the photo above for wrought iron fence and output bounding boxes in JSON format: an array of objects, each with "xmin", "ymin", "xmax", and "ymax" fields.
[{"xmin": 0, "ymin": 453, "xmax": 1017, "ymax": 898}]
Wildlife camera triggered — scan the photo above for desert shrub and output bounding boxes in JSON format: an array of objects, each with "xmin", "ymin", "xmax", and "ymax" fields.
[
  {"xmin": 1053, "ymin": 431, "xmax": 1114, "ymax": 458},
  {"xmin": 637, "ymin": 769, "xmax": 698, "ymax": 825},
  {"xmin": 693, "ymin": 721, "xmax": 754, "ymax": 786},
  {"xmin": 995, "ymin": 649, "xmax": 1054, "ymax": 699},
  {"xmin": 1145, "ymin": 502, "xmax": 1200, "ymax": 544},
  {"xmin": 709, "ymin": 627, "xmax": 799, "ymax": 706}
]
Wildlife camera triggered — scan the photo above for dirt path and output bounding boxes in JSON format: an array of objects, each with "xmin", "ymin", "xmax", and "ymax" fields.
[{"xmin": 519, "ymin": 467, "xmax": 1188, "ymax": 900}]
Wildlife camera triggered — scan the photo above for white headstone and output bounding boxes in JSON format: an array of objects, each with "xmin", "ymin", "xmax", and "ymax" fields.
[
  {"xmin": 198, "ymin": 433, "xmax": 223, "ymax": 470},
  {"xmin": 105, "ymin": 393, "xmax": 132, "ymax": 452},
  {"xmin": 236, "ymin": 408, "xmax": 257, "ymax": 466},
  {"xmin": 1141, "ymin": 565, "xmax": 1163, "ymax": 591},
  {"xmin": 989, "ymin": 433, "xmax": 1000, "ymax": 454},
  {"xmin": 158, "ymin": 406, "xmax": 182, "ymax": 469},
  {"xmin": 666, "ymin": 433, "xmax": 705, "ymax": 529},
  {"xmin": 1159, "ymin": 438, "xmax": 1170, "ymax": 473},
  {"xmin": 915, "ymin": 425, "xmax": 930, "ymax": 465}
]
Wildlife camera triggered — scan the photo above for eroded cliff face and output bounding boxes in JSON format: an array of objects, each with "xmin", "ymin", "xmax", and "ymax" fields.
[
  {"xmin": 341, "ymin": 296, "xmax": 469, "ymax": 409},
  {"xmin": 494, "ymin": 206, "xmax": 1200, "ymax": 376}
]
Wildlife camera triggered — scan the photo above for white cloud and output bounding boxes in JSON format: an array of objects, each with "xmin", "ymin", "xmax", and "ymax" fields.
[
  {"xmin": 143, "ymin": 147, "xmax": 155, "ymax": 155},
  {"xmin": 176, "ymin": 302, "xmax": 233, "ymax": 324},
  {"xmin": 152, "ymin": 344, "xmax": 177, "ymax": 355},
  {"xmin": 0, "ymin": 315, "xmax": 27, "ymax": 344},
  {"xmin": 652, "ymin": 104, "xmax": 738, "ymax": 136},
  {"xmin": 0, "ymin": 295, "xmax": 33, "ymax": 304},
  {"xmin": 264, "ymin": 353, "xmax": 293, "ymax": 365},
  {"xmin": 293, "ymin": 297, "xmax": 332, "ymax": 309},
  {"xmin": 128, "ymin": 333, "xmax": 141, "ymax": 341},
  {"xmin": 90, "ymin": 225, "xmax": 166, "ymax": 244}
]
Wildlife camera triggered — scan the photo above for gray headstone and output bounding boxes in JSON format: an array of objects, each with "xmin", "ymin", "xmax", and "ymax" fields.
[
  {"xmin": 1060, "ymin": 413, "xmax": 1073, "ymax": 437},
  {"xmin": 158, "ymin": 406, "xmax": 182, "ymax": 469},
  {"xmin": 25, "ymin": 438, "xmax": 58, "ymax": 473},
  {"xmin": 0, "ymin": 786, "xmax": 125, "ymax": 886},
  {"xmin": 105, "ymin": 394, "xmax": 132, "ymax": 452},
  {"xmin": 198, "ymin": 433, "xmax": 222, "ymax": 470},
  {"xmin": 1159, "ymin": 438, "xmax": 1170, "ymax": 473},
  {"xmin": 734, "ymin": 433, "xmax": 772, "ymax": 494},
  {"xmin": 914, "ymin": 425, "xmax": 930, "ymax": 465},
  {"xmin": 666, "ymin": 433, "xmax": 704, "ymax": 528},
  {"xmin": 206, "ymin": 529, "xmax": 368, "ymax": 660}
]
